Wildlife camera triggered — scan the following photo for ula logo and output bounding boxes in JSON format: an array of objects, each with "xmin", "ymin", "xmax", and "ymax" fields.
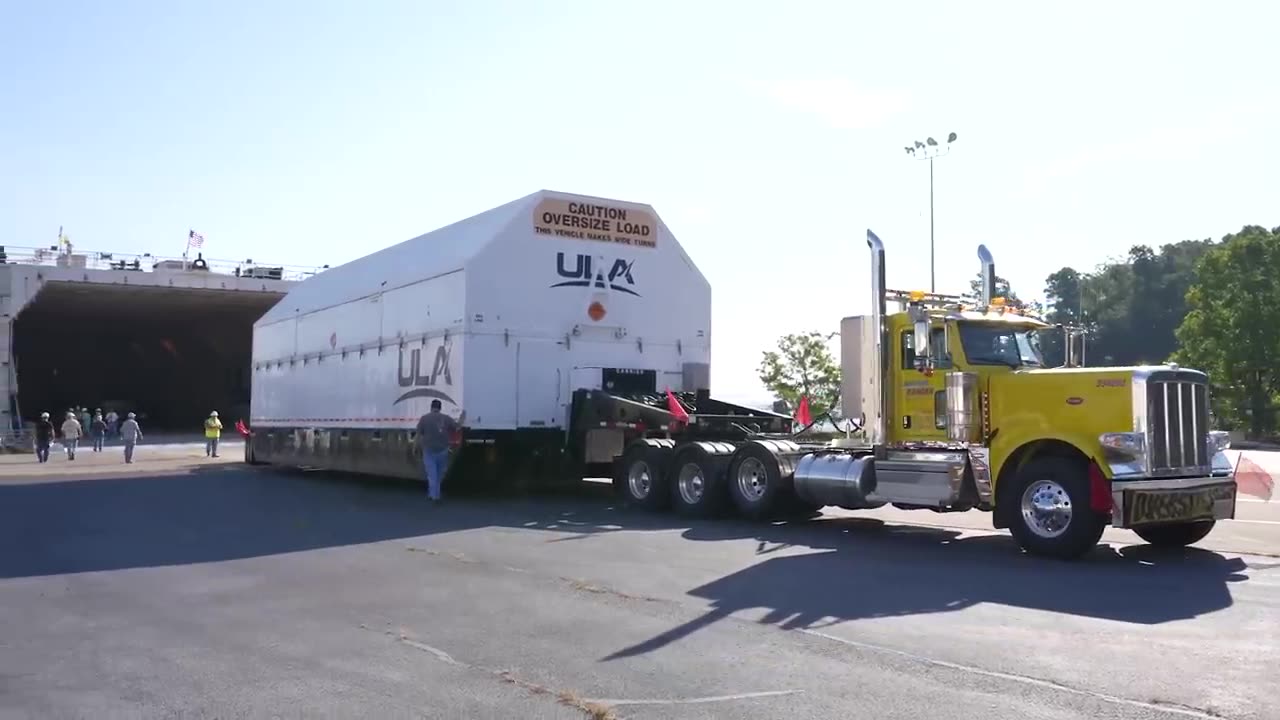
[
  {"xmin": 551, "ymin": 252, "xmax": 639, "ymax": 297},
  {"xmin": 394, "ymin": 344, "xmax": 456, "ymax": 406}
]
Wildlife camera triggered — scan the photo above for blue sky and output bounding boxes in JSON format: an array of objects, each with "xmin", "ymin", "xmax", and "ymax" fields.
[{"xmin": 3, "ymin": 1, "xmax": 1277, "ymax": 405}]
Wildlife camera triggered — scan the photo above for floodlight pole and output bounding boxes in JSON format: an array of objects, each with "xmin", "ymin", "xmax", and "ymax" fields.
[{"xmin": 904, "ymin": 133, "xmax": 958, "ymax": 294}]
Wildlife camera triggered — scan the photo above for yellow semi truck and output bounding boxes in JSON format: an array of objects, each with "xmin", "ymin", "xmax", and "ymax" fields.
[{"xmin": 823, "ymin": 230, "xmax": 1238, "ymax": 558}]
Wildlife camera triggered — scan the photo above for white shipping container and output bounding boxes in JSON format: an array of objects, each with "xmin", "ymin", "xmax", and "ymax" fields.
[{"xmin": 251, "ymin": 190, "xmax": 711, "ymax": 433}]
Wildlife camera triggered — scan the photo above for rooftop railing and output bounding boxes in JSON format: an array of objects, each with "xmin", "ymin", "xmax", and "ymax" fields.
[{"xmin": 0, "ymin": 244, "xmax": 327, "ymax": 282}]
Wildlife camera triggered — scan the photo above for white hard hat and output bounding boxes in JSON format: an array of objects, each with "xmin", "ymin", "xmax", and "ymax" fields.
[
  {"xmin": 40, "ymin": 412, "xmax": 49, "ymax": 418},
  {"xmin": 210, "ymin": 410, "xmax": 218, "ymax": 417},
  {"xmin": 127, "ymin": 412, "xmax": 136, "ymax": 418}
]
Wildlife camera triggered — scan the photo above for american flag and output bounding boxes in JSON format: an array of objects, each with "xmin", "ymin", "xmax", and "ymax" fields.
[{"xmin": 188, "ymin": 229, "xmax": 205, "ymax": 248}]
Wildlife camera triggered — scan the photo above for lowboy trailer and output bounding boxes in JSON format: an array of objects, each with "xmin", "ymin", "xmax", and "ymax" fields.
[{"xmin": 245, "ymin": 190, "xmax": 1237, "ymax": 559}]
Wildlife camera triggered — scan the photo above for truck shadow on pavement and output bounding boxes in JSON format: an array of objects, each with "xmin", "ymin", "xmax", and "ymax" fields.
[
  {"xmin": 602, "ymin": 518, "xmax": 1256, "ymax": 660},
  {"xmin": 0, "ymin": 466, "xmax": 1255, "ymax": 643}
]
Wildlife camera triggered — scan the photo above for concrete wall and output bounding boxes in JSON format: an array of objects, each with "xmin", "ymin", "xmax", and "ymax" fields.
[{"xmin": 0, "ymin": 263, "xmax": 299, "ymax": 437}]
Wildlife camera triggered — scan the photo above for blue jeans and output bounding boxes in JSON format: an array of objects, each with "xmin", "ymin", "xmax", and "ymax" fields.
[
  {"xmin": 36, "ymin": 443, "xmax": 50, "ymax": 463},
  {"xmin": 422, "ymin": 449, "xmax": 450, "ymax": 500},
  {"xmin": 93, "ymin": 432, "xmax": 105, "ymax": 452},
  {"xmin": 64, "ymin": 438, "xmax": 79, "ymax": 459}
]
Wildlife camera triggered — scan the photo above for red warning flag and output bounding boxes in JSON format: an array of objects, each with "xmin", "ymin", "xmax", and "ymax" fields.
[
  {"xmin": 666, "ymin": 389, "xmax": 690, "ymax": 424},
  {"xmin": 235, "ymin": 419, "xmax": 250, "ymax": 437},
  {"xmin": 1235, "ymin": 454, "xmax": 1275, "ymax": 501},
  {"xmin": 794, "ymin": 396, "xmax": 813, "ymax": 427}
]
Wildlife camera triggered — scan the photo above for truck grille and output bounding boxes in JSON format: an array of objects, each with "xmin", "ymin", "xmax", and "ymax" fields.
[{"xmin": 1145, "ymin": 372, "xmax": 1209, "ymax": 475}]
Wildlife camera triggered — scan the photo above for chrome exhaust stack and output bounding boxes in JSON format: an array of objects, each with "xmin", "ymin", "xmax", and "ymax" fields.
[
  {"xmin": 787, "ymin": 229, "xmax": 887, "ymax": 508},
  {"xmin": 867, "ymin": 229, "xmax": 888, "ymax": 453},
  {"xmin": 977, "ymin": 245, "xmax": 995, "ymax": 308}
]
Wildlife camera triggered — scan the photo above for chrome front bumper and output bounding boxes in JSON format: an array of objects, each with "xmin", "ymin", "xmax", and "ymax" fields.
[{"xmin": 1110, "ymin": 475, "xmax": 1237, "ymax": 529}]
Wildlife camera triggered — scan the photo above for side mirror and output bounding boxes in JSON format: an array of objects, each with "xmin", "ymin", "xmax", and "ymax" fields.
[{"xmin": 913, "ymin": 318, "xmax": 932, "ymax": 370}]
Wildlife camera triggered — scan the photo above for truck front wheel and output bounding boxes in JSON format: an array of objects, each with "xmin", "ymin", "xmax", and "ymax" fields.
[
  {"xmin": 1007, "ymin": 457, "xmax": 1106, "ymax": 560},
  {"xmin": 1133, "ymin": 521, "xmax": 1215, "ymax": 548}
]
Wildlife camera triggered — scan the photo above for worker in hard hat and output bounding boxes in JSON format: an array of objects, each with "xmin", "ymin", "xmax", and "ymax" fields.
[
  {"xmin": 204, "ymin": 410, "xmax": 223, "ymax": 458},
  {"xmin": 33, "ymin": 411, "xmax": 55, "ymax": 463},
  {"xmin": 61, "ymin": 411, "xmax": 83, "ymax": 461},
  {"xmin": 120, "ymin": 412, "xmax": 143, "ymax": 463}
]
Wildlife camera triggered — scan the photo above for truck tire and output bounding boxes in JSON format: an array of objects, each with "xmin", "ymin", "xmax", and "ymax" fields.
[
  {"xmin": 1007, "ymin": 456, "xmax": 1106, "ymax": 560},
  {"xmin": 1133, "ymin": 521, "xmax": 1215, "ymax": 548},
  {"xmin": 669, "ymin": 441, "xmax": 735, "ymax": 517},
  {"xmin": 726, "ymin": 441, "xmax": 795, "ymax": 520},
  {"xmin": 614, "ymin": 439, "xmax": 674, "ymax": 512}
]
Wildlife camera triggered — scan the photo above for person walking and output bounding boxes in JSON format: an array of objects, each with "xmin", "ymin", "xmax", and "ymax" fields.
[
  {"xmin": 415, "ymin": 399, "xmax": 465, "ymax": 504},
  {"xmin": 60, "ymin": 411, "xmax": 83, "ymax": 460},
  {"xmin": 80, "ymin": 407, "xmax": 91, "ymax": 434},
  {"xmin": 90, "ymin": 411, "xmax": 108, "ymax": 452},
  {"xmin": 119, "ymin": 412, "xmax": 142, "ymax": 463},
  {"xmin": 33, "ymin": 411, "xmax": 55, "ymax": 463},
  {"xmin": 204, "ymin": 410, "xmax": 223, "ymax": 457},
  {"xmin": 105, "ymin": 409, "xmax": 119, "ymax": 437}
]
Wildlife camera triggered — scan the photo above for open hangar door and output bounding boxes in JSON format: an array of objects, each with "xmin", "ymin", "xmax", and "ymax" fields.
[{"xmin": 13, "ymin": 282, "xmax": 283, "ymax": 431}]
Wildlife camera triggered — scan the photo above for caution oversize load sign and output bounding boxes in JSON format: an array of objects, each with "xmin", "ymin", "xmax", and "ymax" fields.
[{"xmin": 533, "ymin": 198, "xmax": 657, "ymax": 249}]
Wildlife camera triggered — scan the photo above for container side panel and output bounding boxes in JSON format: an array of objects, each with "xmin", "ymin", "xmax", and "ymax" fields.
[
  {"xmin": 282, "ymin": 271, "xmax": 466, "ymax": 358},
  {"xmin": 380, "ymin": 272, "xmax": 466, "ymax": 341},
  {"xmin": 517, "ymin": 339, "xmax": 567, "ymax": 428},
  {"xmin": 250, "ymin": 334, "xmax": 464, "ymax": 430},
  {"xmin": 294, "ymin": 294, "xmax": 379, "ymax": 357},
  {"xmin": 460, "ymin": 333, "xmax": 517, "ymax": 430},
  {"xmin": 253, "ymin": 318, "xmax": 298, "ymax": 364}
]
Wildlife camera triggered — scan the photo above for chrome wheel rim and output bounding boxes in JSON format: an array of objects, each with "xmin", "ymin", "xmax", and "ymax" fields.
[
  {"xmin": 1021, "ymin": 479, "xmax": 1072, "ymax": 539},
  {"xmin": 736, "ymin": 457, "xmax": 768, "ymax": 502},
  {"xmin": 627, "ymin": 460, "xmax": 652, "ymax": 500},
  {"xmin": 677, "ymin": 462, "xmax": 705, "ymax": 505}
]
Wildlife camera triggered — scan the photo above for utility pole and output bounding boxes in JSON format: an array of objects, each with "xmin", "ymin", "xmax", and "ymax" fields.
[{"xmin": 904, "ymin": 132, "xmax": 958, "ymax": 293}]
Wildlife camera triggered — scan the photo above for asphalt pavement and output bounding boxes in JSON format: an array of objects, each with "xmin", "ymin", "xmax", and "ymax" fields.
[{"xmin": 2, "ymin": 457, "xmax": 1278, "ymax": 719}]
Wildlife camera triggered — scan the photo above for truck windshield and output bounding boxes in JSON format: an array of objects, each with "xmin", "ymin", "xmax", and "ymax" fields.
[{"xmin": 957, "ymin": 322, "xmax": 1045, "ymax": 368}]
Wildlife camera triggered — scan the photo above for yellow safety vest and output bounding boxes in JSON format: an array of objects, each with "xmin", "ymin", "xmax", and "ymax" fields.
[{"xmin": 204, "ymin": 418, "xmax": 222, "ymax": 438}]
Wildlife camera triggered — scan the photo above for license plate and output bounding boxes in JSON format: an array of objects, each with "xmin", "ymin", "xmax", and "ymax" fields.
[{"xmin": 1125, "ymin": 484, "xmax": 1235, "ymax": 526}]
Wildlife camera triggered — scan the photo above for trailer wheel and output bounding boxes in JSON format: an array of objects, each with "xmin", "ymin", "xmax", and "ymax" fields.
[
  {"xmin": 1007, "ymin": 456, "xmax": 1106, "ymax": 560},
  {"xmin": 614, "ymin": 440, "xmax": 674, "ymax": 512},
  {"xmin": 1133, "ymin": 521, "xmax": 1216, "ymax": 549},
  {"xmin": 669, "ymin": 442, "xmax": 735, "ymax": 517},
  {"xmin": 726, "ymin": 441, "xmax": 792, "ymax": 520}
]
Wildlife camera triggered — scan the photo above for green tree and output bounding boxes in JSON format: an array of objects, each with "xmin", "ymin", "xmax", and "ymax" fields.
[
  {"xmin": 1040, "ymin": 267, "xmax": 1086, "ymax": 366},
  {"xmin": 968, "ymin": 273, "xmax": 1024, "ymax": 308},
  {"xmin": 758, "ymin": 332, "xmax": 841, "ymax": 417},
  {"xmin": 1174, "ymin": 226, "xmax": 1280, "ymax": 436},
  {"xmin": 1042, "ymin": 241, "xmax": 1215, "ymax": 369},
  {"xmin": 1127, "ymin": 240, "xmax": 1215, "ymax": 365}
]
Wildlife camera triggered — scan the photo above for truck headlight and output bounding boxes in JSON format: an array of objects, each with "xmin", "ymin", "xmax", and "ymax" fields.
[
  {"xmin": 1100, "ymin": 432, "xmax": 1145, "ymax": 464},
  {"xmin": 1208, "ymin": 430, "xmax": 1231, "ymax": 453}
]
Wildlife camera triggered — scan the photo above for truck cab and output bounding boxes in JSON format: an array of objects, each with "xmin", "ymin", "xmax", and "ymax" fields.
[{"xmin": 827, "ymin": 232, "xmax": 1238, "ymax": 558}]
